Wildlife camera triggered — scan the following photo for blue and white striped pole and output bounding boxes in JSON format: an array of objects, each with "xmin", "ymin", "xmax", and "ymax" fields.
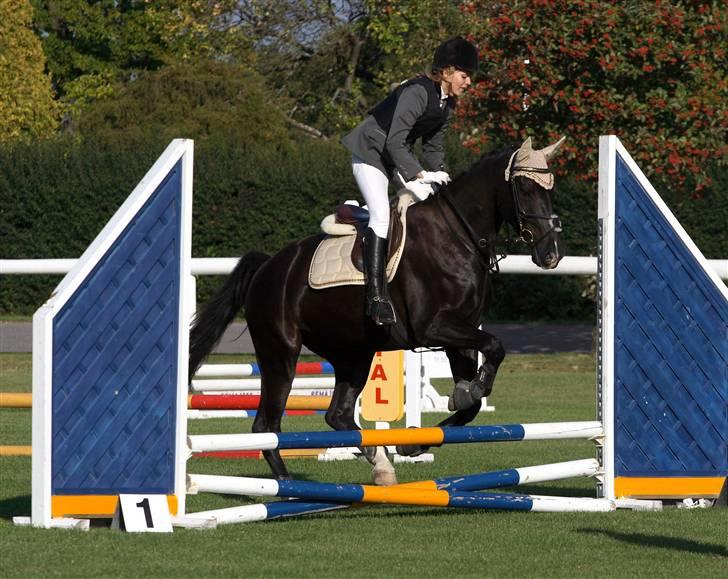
[
  {"xmin": 184, "ymin": 459, "xmax": 606, "ymax": 524},
  {"xmin": 187, "ymin": 472, "xmax": 614, "ymax": 513},
  {"xmin": 188, "ymin": 422, "xmax": 604, "ymax": 453}
]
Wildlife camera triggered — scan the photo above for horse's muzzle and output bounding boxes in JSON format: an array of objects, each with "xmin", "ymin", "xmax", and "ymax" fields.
[{"xmin": 531, "ymin": 231, "xmax": 563, "ymax": 270}]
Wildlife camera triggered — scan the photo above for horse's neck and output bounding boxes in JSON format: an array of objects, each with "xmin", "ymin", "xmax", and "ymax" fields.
[{"xmin": 444, "ymin": 168, "xmax": 506, "ymax": 237}]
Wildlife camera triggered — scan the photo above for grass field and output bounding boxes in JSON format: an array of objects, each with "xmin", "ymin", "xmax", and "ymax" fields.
[{"xmin": 1, "ymin": 352, "xmax": 726, "ymax": 578}]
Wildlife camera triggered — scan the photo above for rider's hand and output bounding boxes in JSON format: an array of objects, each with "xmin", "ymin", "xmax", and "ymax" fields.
[
  {"xmin": 404, "ymin": 178, "xmax": 435, "ymax": 201},
  {"xmin": 420, "ymin": 171, "xmax": 451, "ymax": 185}
]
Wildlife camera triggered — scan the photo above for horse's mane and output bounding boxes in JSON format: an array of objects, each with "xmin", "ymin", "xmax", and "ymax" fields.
[{"xmin": 438, "ymin": 146, "xmax": 516, "ymax": 196}]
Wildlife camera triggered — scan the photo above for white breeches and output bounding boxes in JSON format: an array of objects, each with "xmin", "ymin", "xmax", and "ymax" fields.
[{"xmin": 351, "ymin": 156, "xmax": 390, "ymax": 239}]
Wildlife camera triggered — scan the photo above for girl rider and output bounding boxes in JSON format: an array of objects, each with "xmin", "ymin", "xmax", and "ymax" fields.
[{"xmin": 342, "ymin": 37, "xmax": 479, "ymax": 326}]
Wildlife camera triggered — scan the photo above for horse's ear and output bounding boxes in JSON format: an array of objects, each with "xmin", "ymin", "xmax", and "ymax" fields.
[
  {"xmin": 515, "ymin": 137, "xmax": 533, "ymax": 164},
  {"xmin": 540, "ymin": 136, "xmax": 566, "ymax": 162}
]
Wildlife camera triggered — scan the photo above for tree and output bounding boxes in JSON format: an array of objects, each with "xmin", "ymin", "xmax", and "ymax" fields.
[
  {"xmin": 236, "ymin": 1, "xmax": 470, "ymax": 136},
  {"xmin": 31, "ymin": 0, "xmax": 251, "ymax": 114},
  {"xmin": 364, "ymin": 0, "xmax": 468, "ymax": 89},
  {"xmin": 460, "ymin": 0, "xmax": 727, "ymax": 191},
  {"xmin": 0, "ymin": 0, "xmax": 59, "ymax": 141},
  {"xmin": 229, "ymin": 1, "xmax": 368, "ymax": 135},
  {"xmin": 76, "ymin": 61, "xmax": 290, "ymax": 145}
]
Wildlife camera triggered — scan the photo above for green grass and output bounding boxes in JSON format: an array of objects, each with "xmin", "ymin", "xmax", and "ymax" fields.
[{"xmin": 0, "ymin": 353, "xmax": 726, "ymax": 578}]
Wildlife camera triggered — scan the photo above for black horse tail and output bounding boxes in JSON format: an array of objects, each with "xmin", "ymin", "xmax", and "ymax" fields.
[{"xmin": 188, "ymin": 251, "xmax": 270, "ymax": 380}]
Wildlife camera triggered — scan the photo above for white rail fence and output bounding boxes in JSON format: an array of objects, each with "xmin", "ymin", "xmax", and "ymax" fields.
[{"xmin": 2, "ymin": 255, "xmax": 727, "ymax": 278}]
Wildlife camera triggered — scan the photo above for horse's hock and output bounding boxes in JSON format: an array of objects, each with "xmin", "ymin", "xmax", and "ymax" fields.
[{"xmin": 16, "ymin": 136, "xmax": 727, "ymax": 529}]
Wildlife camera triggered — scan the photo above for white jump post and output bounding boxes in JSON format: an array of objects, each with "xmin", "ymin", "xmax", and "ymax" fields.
[{"xmin": 16, "ymin": 140, "xmax": 194, "ymax": 528}]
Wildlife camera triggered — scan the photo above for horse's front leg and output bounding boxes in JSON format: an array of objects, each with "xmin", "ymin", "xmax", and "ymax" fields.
[
  {"xmin": 396, "ymin": 346, "xmax": 488, "ymax": 457},
  {"xmin": 396, "ymin": 318, "xmax": 504, "ymax": 457},
  {"xmin": 423, "ymin": 319, "xmax": 504, "ymax": 412}
]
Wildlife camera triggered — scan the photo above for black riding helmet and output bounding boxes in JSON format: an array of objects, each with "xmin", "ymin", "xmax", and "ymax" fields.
[{"xmin": 432, "ymin": 37, "xmax": 479, "ymax": 76}]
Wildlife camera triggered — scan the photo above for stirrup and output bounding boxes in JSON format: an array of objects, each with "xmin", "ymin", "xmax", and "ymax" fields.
[{"xmin": 366, "ymin": 296, "xmax": 396, "ymax": 326}]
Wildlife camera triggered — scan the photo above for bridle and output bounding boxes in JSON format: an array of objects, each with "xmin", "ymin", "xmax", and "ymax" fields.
[
  {"xmin": 436, "ymin": 151, "xmax": 563, "ymax": 273},
  {"xmin": 507, "ymin": 155, "xmax": 563, "ymax": 248}
]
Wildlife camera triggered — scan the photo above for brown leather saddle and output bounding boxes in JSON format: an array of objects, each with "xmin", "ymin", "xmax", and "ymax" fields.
[{"xmin": 333, "ymin": 202, "xmax": 405, "ymax": 273}]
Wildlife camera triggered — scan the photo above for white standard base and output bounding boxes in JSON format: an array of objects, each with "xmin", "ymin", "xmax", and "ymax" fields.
[
  {"xmin": 13, "ymin": 516, "xmax": 90, "ymax": 531},
  {"xmin": 317, "ymin": 447, "xmax": 361, "ymax": 461},
  {"xmin": 393, "ymin": 452, "xmax": 434, "ymax": 464}
]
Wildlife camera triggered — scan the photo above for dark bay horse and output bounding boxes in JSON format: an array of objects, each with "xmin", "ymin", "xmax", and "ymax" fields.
[{"xmin": 189, "ymin": 137, "xmax": 565, "ymax": 484}]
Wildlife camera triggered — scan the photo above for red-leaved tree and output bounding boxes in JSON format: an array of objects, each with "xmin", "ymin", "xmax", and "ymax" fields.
[{"xmin": 458, "ymin": 0, "xmax": 726, "ymax": 192}]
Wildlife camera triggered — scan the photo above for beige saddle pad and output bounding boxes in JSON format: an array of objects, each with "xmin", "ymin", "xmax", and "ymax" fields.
[{"xmin": 308, "ymin": 201, "xmax": 410, "ymax": 289}]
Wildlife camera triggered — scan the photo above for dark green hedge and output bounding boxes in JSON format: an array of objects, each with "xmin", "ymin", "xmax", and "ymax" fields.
[{"xmin": 1, "ymin": 134, "xmax": 726, "ymax": 320}]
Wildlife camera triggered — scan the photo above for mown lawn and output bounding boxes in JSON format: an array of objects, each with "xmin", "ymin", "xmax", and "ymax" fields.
[{"xmin": 0, "ymin": 353, "xmax": 725, "ymax": 578}]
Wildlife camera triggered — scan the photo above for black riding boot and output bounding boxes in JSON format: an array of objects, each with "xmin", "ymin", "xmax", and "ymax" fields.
[{"xmin": 364, "ymin": 228, "xmax": 396, "ymax": 326}]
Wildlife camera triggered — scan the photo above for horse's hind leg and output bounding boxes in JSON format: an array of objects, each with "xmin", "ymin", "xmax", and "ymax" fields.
[
  {"xmin": 325, "ymin": 353, "xmax": 397, "ymax": 486},
  {"xmin": 251, "ymin": 339, "xmax": 301, "ymax": 480}
]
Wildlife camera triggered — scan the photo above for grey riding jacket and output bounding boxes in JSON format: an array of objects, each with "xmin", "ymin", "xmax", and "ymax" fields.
[{"xmin": 342, "ymin": 76, "xmax": 454, "ymax": 182}]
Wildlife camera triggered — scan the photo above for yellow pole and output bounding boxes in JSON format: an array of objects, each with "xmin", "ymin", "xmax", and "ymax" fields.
[{"xmin": 0, "ymin": 393, "xmax": 32, "ymax": 408}]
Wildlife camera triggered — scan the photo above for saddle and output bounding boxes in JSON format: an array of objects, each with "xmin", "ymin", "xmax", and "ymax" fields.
[{"xmin": 308, "ymin": 193, "xmax": 414, "ymax": 289}]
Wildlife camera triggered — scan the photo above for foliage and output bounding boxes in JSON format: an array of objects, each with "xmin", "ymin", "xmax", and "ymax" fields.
[
  {"xmin": 76, "ymin": 61, "xmax": 290, "ymax": 144},
  {"xmin": 238, "ymin": 1, "xmax": 470, "ymax": 136},
  {"xmin": 0, "ymin": 133, "xmax": 358, "ymax": 314},
  {"xmin": 460, "ymin": 0, "xmax": 727, "ymax": 191},
  {"xmin": 31, "ymin": 0, "xmax": 251, "ymax": 115},
  {"xmin": 0, "ymin": 0, "xmax": 59, "ymax": 141},
  {"xmin": 2, "ymin": 131, "xmax": 725, "ymax": 318},
  {"xmin": 236, "ymin": 1, "xmax": 368, "ymax": 135},
  {"xmin": 364, "ymin": 0, "xmax": 468, "ymax": 89}
]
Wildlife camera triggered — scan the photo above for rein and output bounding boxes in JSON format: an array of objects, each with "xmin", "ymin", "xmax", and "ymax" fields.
[{"xmin": 438, "ymin": 193, "xmax": 497, "ymax": 271}]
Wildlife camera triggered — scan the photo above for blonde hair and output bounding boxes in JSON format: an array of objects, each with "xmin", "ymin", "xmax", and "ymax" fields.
[{"xmin": 426, "ymin": 65, "xmax": 456, "ymax": 83}]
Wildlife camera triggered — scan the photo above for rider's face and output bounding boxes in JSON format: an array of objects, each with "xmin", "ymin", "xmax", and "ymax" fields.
[{"xmin": 442, "ymin": 68, "xmax": 472, "ymax": 97}]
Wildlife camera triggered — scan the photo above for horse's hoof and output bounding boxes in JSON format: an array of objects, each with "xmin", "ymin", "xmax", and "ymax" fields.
[
  {"xmin": 372, "ymin": 467, "xmax": 398, "ymax": 486},
  {"xmin": 396, "ymin": 444, "xmax": 425, "ymax": 457},
  {"xmin": 449, "ymin": 380, "xmax": 475, "ymax": 411}
]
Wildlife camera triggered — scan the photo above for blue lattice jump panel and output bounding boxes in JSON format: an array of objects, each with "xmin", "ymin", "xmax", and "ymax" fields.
[
  {"xmin": 51, "ymin": 161, "xmax": 183, "ymax": 495},
  {"xmin": 614, "ymin": 154, "xmax": 728, "ymax": 484}
]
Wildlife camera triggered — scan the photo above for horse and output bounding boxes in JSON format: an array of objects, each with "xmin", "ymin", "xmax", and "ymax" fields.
[{"xmin": 189, "ymin": 136, "xmax": 566, "ymax": 485}]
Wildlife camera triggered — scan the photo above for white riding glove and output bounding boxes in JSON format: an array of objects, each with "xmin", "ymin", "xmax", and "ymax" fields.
[
  {"xmin": 420, "ymin": 171, "xmax": 451, "ymax": 185},
  {"xmin": 403, "ymin": 178, "xmax": 435, "ymax": 201}
]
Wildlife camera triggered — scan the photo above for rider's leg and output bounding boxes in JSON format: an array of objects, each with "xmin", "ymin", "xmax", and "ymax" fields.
[{"xmin": 351, "ymin": 157, "xmax": 396, "ymax": 325}]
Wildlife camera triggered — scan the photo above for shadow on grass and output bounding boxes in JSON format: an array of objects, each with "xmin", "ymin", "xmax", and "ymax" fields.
[
  {"xmin": 263, "ymin": 504, "xmax": 483, "ymax": 524},
  {"xmin": 507, "ymin": 484, "xmax": 595, "ymax": 497},
  {"xmin": 0, "ymin": 494, "xmax": 30, "ymax": 520},
  {"xmin": 579, "ymin": 528, "xmax": 728, "ymax": 558}
]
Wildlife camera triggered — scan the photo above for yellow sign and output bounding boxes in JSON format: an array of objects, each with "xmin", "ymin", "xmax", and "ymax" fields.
[{"xmin": 361, "ymin": 350, "xmax": 404, "ymax": 422}]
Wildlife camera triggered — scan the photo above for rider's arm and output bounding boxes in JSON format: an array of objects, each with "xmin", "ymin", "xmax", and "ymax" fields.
[
  {"xmin": 421, "ymin": 112, "xmax": 450, "ymax": 172},
  {"xmin": 384, "ymin": 84, "xmax": 428, "ymax": 182}
]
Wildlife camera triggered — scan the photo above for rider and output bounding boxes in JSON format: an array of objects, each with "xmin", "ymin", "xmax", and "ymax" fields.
[{"xmin": 342, "ymin": 37, "xmax": 479, "ymax": 326}]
